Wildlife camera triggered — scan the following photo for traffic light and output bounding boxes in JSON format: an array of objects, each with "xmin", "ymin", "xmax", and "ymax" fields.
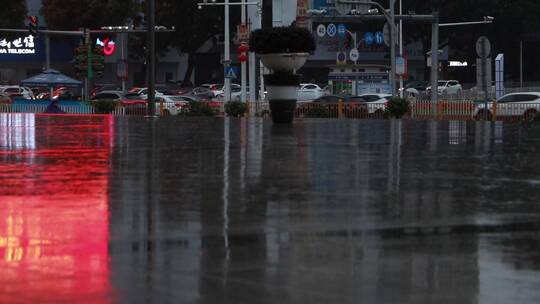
[
  {"xmin": 92, "ymin": 46, "xmax": 105, "ymax": 77},
  {"xmin": 237, "ymin": 43, "xmax": 249, "ymax": 62},
  {"xmin": 27, "ymin": 16, "xmax": 38, "ymax": 36},
  {"xmin": 74, "ymin": 44, "xmax": 87, "ymax": 77}
]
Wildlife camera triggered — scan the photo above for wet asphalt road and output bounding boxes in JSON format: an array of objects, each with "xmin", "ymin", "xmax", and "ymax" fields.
[{"xmin": 1, "ymin": 114, "xmax": 540, "ymax": 304}]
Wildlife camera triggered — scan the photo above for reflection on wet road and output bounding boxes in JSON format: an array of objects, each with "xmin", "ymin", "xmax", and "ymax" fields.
[{"xmin": 1, "ymin": 114, "xmax": 540, "ymax": 303}]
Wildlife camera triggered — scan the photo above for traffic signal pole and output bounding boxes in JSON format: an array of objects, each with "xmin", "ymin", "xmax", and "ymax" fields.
[{"xmin": 85, "ymin": 29, "xmax": 93, "ymax": 101}]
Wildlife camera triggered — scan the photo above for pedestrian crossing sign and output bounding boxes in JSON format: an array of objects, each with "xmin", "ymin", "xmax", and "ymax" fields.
[{"xmin": 225, "ymin": 66, "xmax": 238, "ymax": 79}]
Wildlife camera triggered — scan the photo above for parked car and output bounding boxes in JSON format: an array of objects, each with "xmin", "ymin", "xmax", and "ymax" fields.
[
  {"xmin": 210, "ymin": 83, "xmax": 242, "ymax": 100},
  {"xmin": 357, "ymin": 93, "xmax": 392, "ymax": 114},
  {"xmin": 156, "ymin": 95, "xmax": 200, "ymax": 115},
  {"xmin": 91, "ymin": 90, "xmax": 124, "ymax": 101},
  {"xmin": 190, "ymin": 85, "xmax": 215, "ymax": 100},
  {"xmin": 130, "ymin": 88, "xmax": 166, "ymax": 99},
  {"xmin": 313, "ymin": 95, "xmax": 350, "ymax": 103},
  {"xmin": 474, "ymin": 92, "xmax": 540, "ymax": 120},
  {"xmin": 426, "ymin": 80, "xmax": 462, "ymax": 95},
  {"xmin": 91, "ymin": 84, "xmax": 122, "ymax": 97},
  {"xmin": 298, "ymin": 83, "xmax": 326, "ymax": 102},
  {"xmin": 0, "ymin": 86, "xmax": 34, "ymax": 99},
  {"xmin": 401, "ymin": 80, "xmax": 428, "ymax": 93},
  {"xmin": 216, "ymin": 85, "xmax": 243, "ymax": 101},
  {"xmin": 35, "ymin": 87, "xmax": 77, "ymax": 100}
]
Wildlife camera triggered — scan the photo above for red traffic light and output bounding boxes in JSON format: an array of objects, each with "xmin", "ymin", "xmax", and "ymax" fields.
[
  {"xmin": 238, "ymin": 54, "xmax": 248, "ymax": 62},
  {"xmin": 238, "ymin": 44, "xmax": 250, "ymax": 53}
]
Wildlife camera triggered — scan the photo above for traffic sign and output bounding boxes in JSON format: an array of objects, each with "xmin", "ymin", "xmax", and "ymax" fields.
[
  {"xmin": 337, "ymin": 24, "xmax": 347, "ymax": 38},
  {"xmin": 383, "ymin": 23, "xmax": 398, "ymax": 46},
  {"xmin": 225, "ymin": 66, "xmax": 239, "ymax": 79},
  {"xmin": 364, "ymin": 32, "xmax": 374, "ymax": 46},
  {"xmin": 237, "ymin": 23, "xmax": 250, "ymax": 43},
  {"xmin": 336, "ymin": 51, "xmax": 347, "ymax": 65},
  {"xmin": 316, "ymin": 24, "xmax": 327, "ymax": 38},
  {"xmin": 476, "ymin": 36, "xmax": 491, "ymax": 58},
  {"xmin": 375, "ymin": 32, "xmax": 384, "ymax": 45},
  {"xmin": 350, "ymin": 48, "xmax": 359, "ymax": 62},
  {"xmin": 327, "ymin": 24, "xmax": 337, "ymax": 37},
  {"xmin": 396, "ymin": 56, "xmax": 407, "ymax": 76}
]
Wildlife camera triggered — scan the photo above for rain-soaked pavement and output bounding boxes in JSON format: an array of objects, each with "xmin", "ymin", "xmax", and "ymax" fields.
[{"xmin": 1, "ymin": 113, "xmax": 540, "ymax": 304}]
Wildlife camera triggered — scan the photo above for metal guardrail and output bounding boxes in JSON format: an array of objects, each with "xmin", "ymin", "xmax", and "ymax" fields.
[
  {"xmin": 2, "ymin": 100, "xmax": 539, "ymax": 123},
  {"xmin": 249, "ymin": 100, "xmax": 540, "ymax": 122}
]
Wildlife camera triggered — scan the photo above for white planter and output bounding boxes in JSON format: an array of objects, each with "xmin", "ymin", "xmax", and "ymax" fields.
[
  {"xmin": 267, "ymin": 85, "xmax": 298, "ymax": 100},
  {"xmin": 259, "ymin": 53, "xmax": 310, "ymax": 72}
]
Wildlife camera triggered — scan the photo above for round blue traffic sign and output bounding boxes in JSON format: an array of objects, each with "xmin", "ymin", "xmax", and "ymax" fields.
[
  {"xmin": 327, "ymin": 24, "xmax": 337, "ymax": 37},
  {"xmin": 364, "ymin": 32, "xmax": 374, "ymax": 46}
]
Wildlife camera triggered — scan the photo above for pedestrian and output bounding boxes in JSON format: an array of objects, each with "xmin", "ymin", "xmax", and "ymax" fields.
[{"xmin": 44, "ymin": 99, "xmax": 65, "ymax": 114}]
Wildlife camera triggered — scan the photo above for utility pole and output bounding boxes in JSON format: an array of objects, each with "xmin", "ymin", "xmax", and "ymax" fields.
[
  {"xmin": 147, "ymin": 0, "xmax": 156, "ymax": 117},
  {"xmin": 248, "ymin": 3, "xmax": 259, "ymax": 108},
  {"xmin": 241, "ymin": 2, "xmax": 247, "ymax": 103},
  {"xmin": 399, "ymin": 0, "xmax": 404, "ymax": 98},
  {"xmin": 389, "ymin": 0, "xmax": 396, "ymax": 96},
  {"xmin": 430, "ymin": 13, "xmax": 439, "ymax": 116},
  {"xmin": 224, "ymin": 0, "xmax": 231, "ymax": 103},
  {"xmin": 84, "ymin": 29, "xmax": 92, "ymax": 101}
]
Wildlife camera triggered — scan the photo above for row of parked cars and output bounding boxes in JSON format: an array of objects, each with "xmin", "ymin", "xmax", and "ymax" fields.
[{"xmin": 306, "ymin": 91, "xmax": 540, "ymax": 121}]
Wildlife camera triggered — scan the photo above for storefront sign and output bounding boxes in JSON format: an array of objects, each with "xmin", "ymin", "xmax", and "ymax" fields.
[{"xmin": 0, "ymin": 35, "xmax": 36, "ymax": 55}]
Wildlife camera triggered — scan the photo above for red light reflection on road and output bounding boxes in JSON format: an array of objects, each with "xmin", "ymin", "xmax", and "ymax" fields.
[{"xmin": 0, "ymin": 114, "xmax": 114, "ymax": 304}]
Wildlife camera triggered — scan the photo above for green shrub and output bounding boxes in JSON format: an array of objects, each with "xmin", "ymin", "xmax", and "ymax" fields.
[
  {"xmin": 249, "ymin": 26, "xmax": 316, "ymax": 54},
  {"xmin": 385, "ymin": 97, "xmax": 410, "ymax": 119},
  {"xmin": 305, "ymin": 106, "xmax": 330, "ymax": 118},
  {"xmin": 186, "ymin": 101, "xmax": 216, "ymax": 117},
  {"xmin": 225, "ymin": 101, "xmax": 247, "ymax": 117},
  {"xmin": 92, "ymin": 99, "xmax": 118, "ymax": 114}
]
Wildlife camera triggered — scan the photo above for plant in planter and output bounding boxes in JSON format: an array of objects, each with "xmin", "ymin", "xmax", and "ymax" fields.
[
  {"xmin": 250, "ymin": 26, "xmax": 316, "ymax": 123},
  {"xmin": 186, "ymin": 101, "xmax": 216, "ymax": 117},
  {"xmin": 385, "ymin": 97, "xmax": 410, "ymax": 119},
  {"xmin": 225, "ymin": 101, "xmax": 248, "ymax": 117}
]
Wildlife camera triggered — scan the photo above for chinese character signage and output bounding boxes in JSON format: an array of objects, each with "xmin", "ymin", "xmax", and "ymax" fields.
[{"xmin": 0, "ymin": 35, "xmax": 36, "ymax": 55}]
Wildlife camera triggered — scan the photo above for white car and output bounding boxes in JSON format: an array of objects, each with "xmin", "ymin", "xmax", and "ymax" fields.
[
  {"xmin": 156, "ymin": 95, "xmax": 198, "ymax": 115},
  {"xmin": 474, "ymin": 92, "xmax": 540, "ymax": 120},
  {"xmin": 298, "ymin": 83, "xmax": 326, "ymax": 102},
  {"xmin": 358, "ymin": 93, "xmax": 392, "ymax": 114},
  {"xmin": 0, "ymin": 86, "xmax": 35, "ymax": 99},
  {"xmin": 426, "ymin": 80, "xmax": 462, "ymax": 95},
  {"xmin": 217, "ymin": 87, "xmax": 267, "ymax": 102},
  {"xmin": 212, "ymin": 84, "xmax": 242, "ymax": 99}
]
